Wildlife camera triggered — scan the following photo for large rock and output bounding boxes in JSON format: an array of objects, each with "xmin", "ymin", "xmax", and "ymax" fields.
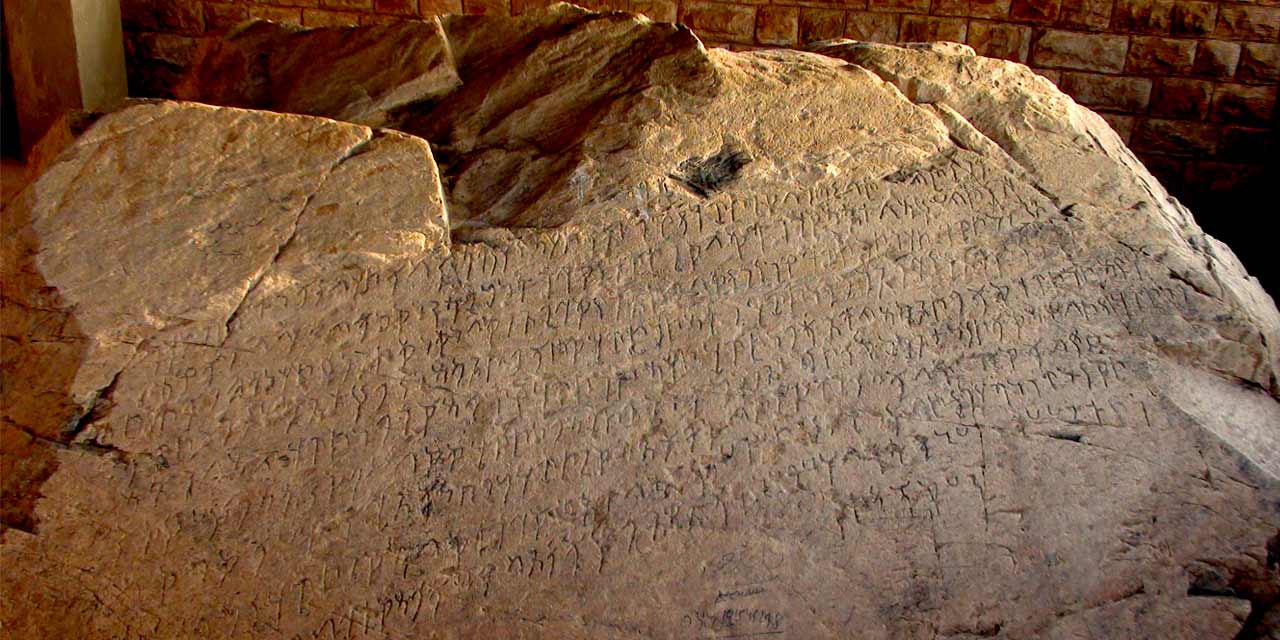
[
  {"xmin": 4, "ymin": 8, "xmax": 1279, "ymax": 639},
  {"xmin": 173, "ymin": 19, "xmax": 460, "ymax": 127}
]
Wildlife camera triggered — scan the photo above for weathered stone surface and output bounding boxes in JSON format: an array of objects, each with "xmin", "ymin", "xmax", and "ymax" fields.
[
  {"xmin": 932, "ymin": 0, "xmax": 1012, "ymax": 19},
  {"xmin": 1010, "ymin": 0, "xmax": 1062, "ymax": 23},
  {"xmin": 1, "ymin": 99, "xmax": 448, "ymax": 534},
  {"xmin": 1193, "ymin": 39, "xmax": 1242, "ymax": 78},
  {"xmin": 798, "ymin": 8, "xmax": 845, "ymax": 44},
  {"xmin": 844, "ymin": 10, "xmax": 901, "ymax": 43},
  {"xmin": 302, "ymin": 8, "xmax": 365, "ymax": 27},
  {"xmin": 869, "ymin": 0, "xmax": 930, "ymax": 13},
  {"xmin": 1098, "ymin": 112, "xmax": 1135, "ymax": 143},
  {"xmin": 1170, "ymin": 0, "xmax": 1216, "ymax": 36},
  {"xmin": 680, "ymin": 1, "xmax": 756, "ymax": 43},
  {"xmin": 629, "ymin": 0, "xmax": 678, "ymax": 23},
  {"xmin": 1150, "ymin": 77, "xmax": 1213, "ymax": 118},
  {"xmin": 1031, "ymin": 29, "xmax": 1130, "ymax": 72},
  {"xmin": 1210, "ymin": 83, "xmax": 1277, "ymax": 126},
  {"xmin": 203, "ymin": 2, "xmax": 251, "ymax": 32},
  {"xmin": 1132, "ymin": 117, "xmax": 1218, "ymax": 155},
  {"xmin": 1111, "ymin": 0, "xmax": 1174, "ymax": 33},
  {"xmin": 174, "ymin": 18, "xmax": 461, "ymax": 127},
  {"xmin": 900, "ymin": 15, "xmax": 968, "ymax": 43},
  {"xmin": 1060, "ymin": 72, "xmax": 1153, "ymax": 111},
  {"xmin": 1239, "ymin": 43, "xmax": 1280, "ymax": 83},
  {"xmin": 1059, "ymin": 0, "xmax": 1114, "ymax": 31},
  {"xmin": 1214, "ymin": 5, "xmax": 1280, "ymax": 43},
  {"xmin": 967, "ymin": 20, "xmax": 1033, "ymax": 61},
  {"xmin": 1125, "ymin": 35, "xmax": 1196, "ymax": 74},
  {"xmin": 756, "ymin": 6, "xmax": 799, "ymax": 46},
  {"xmin": 5, "ymin": 8, "xmax": 1280, "ymax": 640}
]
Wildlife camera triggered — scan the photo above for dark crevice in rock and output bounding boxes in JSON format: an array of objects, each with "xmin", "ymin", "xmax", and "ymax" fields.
[
  {"xmin": 1186, "ymin": 540, "xmax": 1280, "ymax": 640},
  {"xmin": 1168, "ymin": 268, "xmax": 1216, "ymax": 300},
  {"xmin": 59, "ymin": 367, "xmax": 123, "ymax": 441},
  {"xmin": 1047, "ymin": 431, "xmax": 1084, "ymax": 443}
]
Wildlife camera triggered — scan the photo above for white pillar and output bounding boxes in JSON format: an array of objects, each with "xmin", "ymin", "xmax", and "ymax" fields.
[{"xmin": 2, "ymin": 0, "xmax": 127, "ymax": 154}]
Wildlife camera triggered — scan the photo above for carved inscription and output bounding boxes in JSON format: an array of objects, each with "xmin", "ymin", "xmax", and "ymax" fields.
[{"xmin": 9, "ymin": 151, "xmax": 1260, "ymax": 639}]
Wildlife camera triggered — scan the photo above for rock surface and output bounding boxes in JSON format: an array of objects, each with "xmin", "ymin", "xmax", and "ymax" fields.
[
  {"xmin": 174, "ymin": 19, "xmax": 460, "ymax": 127},
  {"xmin": 4, "ymin": 7, "xmax": 1280, "ymax": 639}
]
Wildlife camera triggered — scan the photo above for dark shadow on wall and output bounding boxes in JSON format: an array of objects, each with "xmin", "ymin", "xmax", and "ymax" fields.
[
  {"xmin": 1136, "ymin": 99, "xmax": 1278, "ymax": 299},
  {"xmin": 1166, "ymin": 153, "xmax": 1279, "ymax": 299},
  {"xmin": 1, "ymin": 4, "xmax": 20, "ymax": 158}
]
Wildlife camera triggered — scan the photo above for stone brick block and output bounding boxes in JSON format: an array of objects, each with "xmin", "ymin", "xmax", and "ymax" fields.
[
  {"xmin": 868, "ymin": 0, "xmax": 931, "ymax": 13},
  {"xmin": 1126, "ymin": 36, "xmax": 1196, "ymax": 74},
  {"xmin": 799, "ymin": 8, "xmax": 845, "ymax": 43},
  {"xmin": 967, "ymin": 21, "xmax": 1032, "ymax": 61},
  {"xmin": 423, "ymin": 0, "xmax": 465, "ymax": 14},
  {"xmin": 1132, "ymin": 119, "xmax": 1217, "ymax": 155},
  {"xmin": 129, "ymin": 32, "xmax": 200, "ymax": 67},
  {"xmin": 1009, "ymin": 0, "xmax": 1061, "ymax": 23},
  {"xmin": 1059, "ymin": 0, "xmax": 1113, "ymax": 30},
  {"xmin": 1239, "ymin": 43, "xmax": 1280, "ymax": 83},
  {"xmin": 845, "ymin": 12, "xmax": 901, "ymax": 42},
  {"xmin": 805, "ymin": 0, "xmax": 868, "ymax": 7},
  {"xmin": 901, "ymin": 16, "xmax": 968, "ymax": 42},
  {"xmin": 1032, "ymin": 67, "xmax": 1062, "ymax": 85},
  {"xmin": 203, "ymin": 3, "xmax": 250, "ymax": 32},
  {"xmin": 156, "ymin": 0, "xmax": 204, "ymax": 35},
  {"xmin": 628, "ymin": 0, "xmax": 677, "ymax": 22},
  {"xmin": 375, "ymin": 0, "xmax": 420, "ymax": 15},
  {"xmin": 1111, "ymin": 0, "xmax": 1173, "ymax": 34},
  {"xmin": 247, "ymin": 6, "xmax": 305, "ymax": 25},
  {"xmin": 512, "ymin": 0, "xmax": 553, "ymax": 12},
  {"xmin": 1192, "ymin": 40, "xmax": 1241, "ymax": 78},
  {"xmin": 1215, "ymin": 6, "xmax": 1280, "ymax": 42},
  {"xmin": 360, "ymin": 13, "xmax": 404, "ymax": 24},
  {"xmin": 322, "ymin": 0, "xmax": 375, "ymax": 9},
  {"xmin": 1170, "ymin": 1, "xmax": 1215, "ymax": 36},
  {"xmin": 1060, "ymin": 73, "xmax": 1153, "ymax": 111},
  {"xmin": 1211, "ymin": 84, "xmax": 1276, "ymax": 126},
  {"xmin": 682, "ymin": 2, "xmax": 757, "ymax": 43},
  {"xmin": 303, "ymin": 9, "xmax": 363, "ymax": 26},
  {"xmin": 1217, "ymin": 126, "xmax": 1274, "ymax": 163},
  {"xmin": 1031, "ymin": 30, "xmax": 1129, "ymax": 72},
  {"xmin": 1100, "ymin": 113, "xmax": 1135, "ymax": 143},
  {"xmin": 464, "ymin": 0, "xmax": 509, "ymax": 14},
  {"xmin": 1150, "ymin": 78, "xmax": 1212, "ymax": 118},
  {"xmin": 931, "ymin": 0, "xmax": 1012, "ymax": 19},
  {"xmin": 574, "ymin": 0, "xmax": 628, "ymax": 11},
  {"xmin": 757, "ymin": 6, "xmax": 799, "ymax": 45}
]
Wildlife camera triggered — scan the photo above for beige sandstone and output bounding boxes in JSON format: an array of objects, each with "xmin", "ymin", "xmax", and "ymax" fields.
[{"xmin": 3, "ymin": 6, "xmax": 1279, "ymax": 639}]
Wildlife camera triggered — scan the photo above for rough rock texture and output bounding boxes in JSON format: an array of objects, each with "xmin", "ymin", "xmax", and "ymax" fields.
[
  {"xmin": 4, "ymin": 7, "xmax": 1280, "ymax": 639},
  {"xmin": 174, "ymin": 19, "xmax": 460, "ymax": 127}
]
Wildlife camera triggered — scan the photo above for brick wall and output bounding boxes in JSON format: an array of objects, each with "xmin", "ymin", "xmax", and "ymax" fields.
[{"xmin": 122, "ymin": 0, "xmax": 1277, "ymax": 237}]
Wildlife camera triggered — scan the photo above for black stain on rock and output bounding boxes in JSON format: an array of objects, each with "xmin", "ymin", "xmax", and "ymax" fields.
[{"xmin": 671, "ymin": 144, "xmax": 752, "ymax": 198}]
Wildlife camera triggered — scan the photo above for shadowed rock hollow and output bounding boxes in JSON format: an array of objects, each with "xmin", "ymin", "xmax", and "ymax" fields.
[{"xmin": 3, "ymin": 6, "xmax": 1279, "ymax": 639}]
